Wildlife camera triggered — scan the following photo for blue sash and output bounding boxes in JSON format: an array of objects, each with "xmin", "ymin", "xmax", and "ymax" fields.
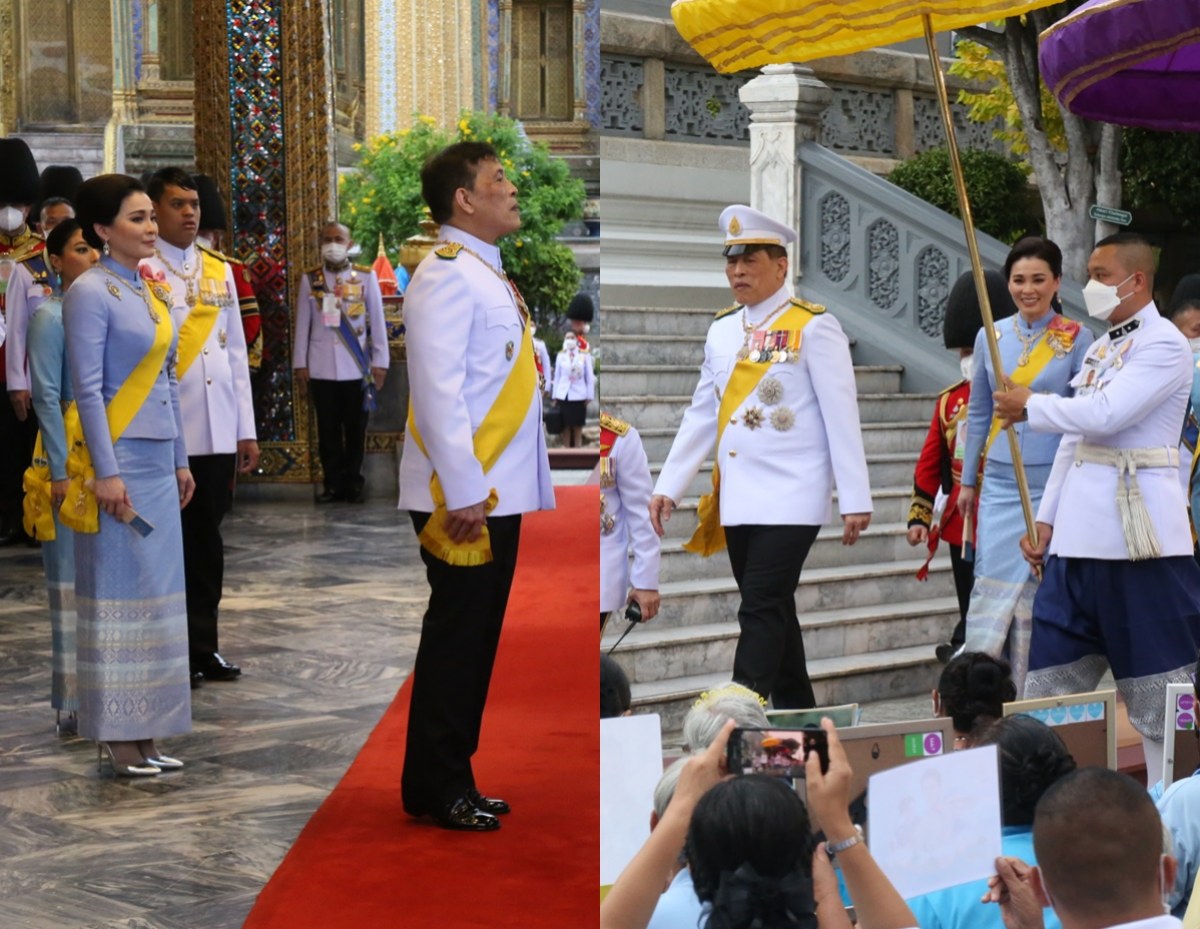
[{"xmin": 310, "ymin": 270, "xmax": 377, "ymax": 412}]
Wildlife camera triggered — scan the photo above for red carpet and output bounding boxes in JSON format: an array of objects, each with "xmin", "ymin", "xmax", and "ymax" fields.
[{"xmin": 243, "ymin": 486, "xmax": 599, "ymax": 928}]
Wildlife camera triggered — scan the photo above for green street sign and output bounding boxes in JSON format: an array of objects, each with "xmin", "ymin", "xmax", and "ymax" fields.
[{"xmin": 1089, "ymin": 204, "xmax": 1132, "ymax": 226}]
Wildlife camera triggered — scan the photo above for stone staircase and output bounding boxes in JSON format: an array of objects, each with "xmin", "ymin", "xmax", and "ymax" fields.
[
  {"xmin": 601, "ymin": 304, "xmax": 957, "ymax": 735},
  {"xmin": 17, "ymin": 132, "xmax": 105, "ymax": 182}
]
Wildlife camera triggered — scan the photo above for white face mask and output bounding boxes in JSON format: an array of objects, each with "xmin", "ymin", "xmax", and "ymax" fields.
[
  {"xmin": 321, "ymin": 242, "xmax": 349, "ymax": 265},
  {"xmin": 1081, "ymin": 273, "xmax": 1134, "ymax": 321},
  {"xmin": 960, "ymin": 355, "xmax": 975, "ymax": 382},
  {"xmin": 563, "ymin": 338, "xmax": 577, "ymax": 352},
  {"xmin": 0, "ymin": 206, "xmax": 25, "ymax": 234}
]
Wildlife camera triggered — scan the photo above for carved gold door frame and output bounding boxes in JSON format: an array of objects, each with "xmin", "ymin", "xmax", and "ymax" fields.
[{"xmin": 15, "ymin": 0, "xmax": 112, "ymax": 128}]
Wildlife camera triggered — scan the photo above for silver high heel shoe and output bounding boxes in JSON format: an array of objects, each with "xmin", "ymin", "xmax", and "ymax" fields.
[
  {"xmin": 98, "ymin": 742, "xmax": 161, "ymax": 777},
  {"xmin": 136, "ymin": 739, "xmax": 183, "ymax": 770}
]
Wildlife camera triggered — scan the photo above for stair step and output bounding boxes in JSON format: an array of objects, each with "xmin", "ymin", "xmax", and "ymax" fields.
[
  {"xmin": 600, "ymin": 306, "xmax": 721, "ymax": 336},
  {"xmin": 629, "ymin": 645, "xmax": 944, "ymax": 735},
  {"xmin": 651, "ymin": 558, "xmax": 955, "ymax": 629},
  {"xmin": 607, "ymin": 597, "xmax": 959, "ymax": 684},
  {"xmin": 604, "ymin": 393, "xmax": 939, "ymax": 429},
  {"xmin": 603, "ymin": 364, "xmax": 905, "ymax": 397}
]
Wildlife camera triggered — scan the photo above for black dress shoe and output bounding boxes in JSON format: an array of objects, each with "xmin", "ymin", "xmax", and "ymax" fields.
[
  {"xmin": 935, "ymin": 643, "xmax": 959, "ymax": 664},
  {"xmin": 190, "ymin": 671, "xmax": 205, "ymax": 690},
  {"xmin": 315, "ymin": 489, "xmax": 343, "ymax": 504},
  {"xmin": 198, "ymin": 653, "xmax": 242, "ymax": 681},
  {"xmin": 429, "ymin": 797, "xmax": 501, "ymax": 832},
  {"xmin": 466, "ymin": 788, "xmax": 511, "ymax": 815}
]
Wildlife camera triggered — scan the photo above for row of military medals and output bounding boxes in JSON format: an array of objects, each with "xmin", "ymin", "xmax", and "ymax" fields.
[
  {"xmin": 324, "ymin": 270, "xmax": 366, "ymax": 324},
  {"xmin": 736, "ymin": 327, "xmax": 802, "ymax": 364},
  {"xmin": 599, "ymin": 457, "xmax": 616, "ymax": 536}
]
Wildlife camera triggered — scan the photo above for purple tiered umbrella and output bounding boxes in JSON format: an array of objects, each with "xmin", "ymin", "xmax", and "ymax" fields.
[{"xmin": 1040, "ymin": 0, "xmax": 1200, "ymax": 130}]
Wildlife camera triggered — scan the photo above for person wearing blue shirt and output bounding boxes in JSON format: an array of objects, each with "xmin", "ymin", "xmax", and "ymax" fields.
[{"xmin": 957, "ymin": 238, "xmax": 1092, "ymax": 694}]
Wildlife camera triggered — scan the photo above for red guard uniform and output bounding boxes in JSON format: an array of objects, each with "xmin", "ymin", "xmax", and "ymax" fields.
[
  {"xmin": 908, "ymin": 378, "xmax": 977, "ymax": 635},
  {"xmin": 227, "ymin": 256, "xmax": 262, "ymax": 372}
]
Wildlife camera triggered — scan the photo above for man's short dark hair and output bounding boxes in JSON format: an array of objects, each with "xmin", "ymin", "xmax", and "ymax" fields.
[
  {"xmin": 420, "ymin": 142, "xmax": 499, "ymax": 225},
  {"xmin": 600, "ymin": 654, "xmax": 631, "ymax": 719},
  {"xmin": 1096, "ymin": 231, "xmax": 1152, "ymax": 251},
  {"xmin": 1033, "ymin": 768, "xmax": 1163, "ymax": 920},
  {"xmin": 39, "ymin": 197, "xmax": 74, "ymax": 220},
  {"xmin": 146, "ymin": 167, "xmax": 197, "ymax": 204}
]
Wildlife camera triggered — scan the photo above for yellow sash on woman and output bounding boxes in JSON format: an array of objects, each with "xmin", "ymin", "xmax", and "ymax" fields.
[
  {"xmin": 685, "ymin": 301, "xmax": 820, "ymax": 557},
  {"xmin": 21, "ymin": 431, "xmax": 56, "ymax": 540},
  {"xmin": 982, "ymin": 332, "xmax": 1059, "ymax": 459},
  {"xmin": 60, "ymin": 283, "xmax": 174, "ymax": 534},
  {"xmin": 174, "ymin": 248, "xmax": 227, "ymax": 379},
  {"xmin": 406, "ymin": 320, "xmax": 537, "ymax": 566}
]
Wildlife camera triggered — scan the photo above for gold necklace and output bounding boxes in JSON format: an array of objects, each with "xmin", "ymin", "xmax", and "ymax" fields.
[
  {"xmin": 736, "ymin": 299, "xmax": 790, "ymax": 361},
  {"xmin": 153, "ymin": 247, "xmax": 200, "ymax": 307},
  {"xmin": 436, "ymin": 240, "xmax": 529, "ymax": 324},
  {"xmin": 1012, "ymin": 315, "xmax": 1044, "ymax": 367},
  {"xmin": 104, "ymin": 272, "xmax": 162, "ymax": 323}
]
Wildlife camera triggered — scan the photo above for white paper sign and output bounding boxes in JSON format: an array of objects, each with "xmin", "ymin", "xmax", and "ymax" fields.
[
  {"xmin": 868, "ymin": 744, "xmax": 1003, "ymax": 899},
  {"xmin": 600, "ymin": 713, "xmax": 664, "ymax": 887}
]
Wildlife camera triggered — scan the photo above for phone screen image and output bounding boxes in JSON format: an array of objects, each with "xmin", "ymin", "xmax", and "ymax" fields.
[{"xmin": 727, "ymin": 727, "xmax": 828, "ymax": 778}]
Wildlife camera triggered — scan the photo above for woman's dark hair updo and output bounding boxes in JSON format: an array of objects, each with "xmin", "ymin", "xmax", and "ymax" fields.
[
  {"xmin": 685, "ymin": 775, "xmax": 817, "ymax": 929},
  {"xmin": 45, "ymin": 218, "xmax": 83, "ymax": 258},
  {"xmin": 938, "ymin": 652, "xmax": 1017, "ymax": 737},
  {"xmin": 1004, "ymin": 236, "xmax": 1064, "ymax": 281},
  {"xmin": 974, "ymin": 714, "xmax": 1077, "ymax": 826},
  {"xmin": 73, "ymin": 174, "xmax": 147, "ymax": 250}
]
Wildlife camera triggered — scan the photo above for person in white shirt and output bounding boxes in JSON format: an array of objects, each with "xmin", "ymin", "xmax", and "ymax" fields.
[
  {"xmin": 398, "ymin": 141, "xmax": 554, "ymax": 832},
  {"xmin": 649, "ymin": 205, "xmax": 873, "ymax": 709},
  {"xmin": 599, "ymin": 412, "xmax": 660, "ymax": 628},
  {"xmin": 551, "ymin": 330, "xmax": 595, "ymax": 447},
  {"xmin": 144, "ymin": 167, "xmax": 259, "ymax": 686},
  {"xmin": 984, "ymin": 767, "xmax": 1181, "ymax": 929},
  {"xmin": 999, "ymin": 233, "xmax": 1200, "ymax": 777}
]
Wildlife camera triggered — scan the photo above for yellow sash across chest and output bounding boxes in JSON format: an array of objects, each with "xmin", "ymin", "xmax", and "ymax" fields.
[
  {"xmin": 406, "ymin": 303, "xmax": 537, "ymax": 566},
  {"xmin": 983, "ymin": 328, "xmax": 1060, "ymax": 458},
  {"xmin": 685, "ymin": 302, "xmax": 819, "ymax": 557},
  {"xmin": 175, "ymin": 249, "xmax": 227, "ymax": 380},
  {"xmin": 58, "ymin": 283, "xmax": 175, "ymax": 535}
]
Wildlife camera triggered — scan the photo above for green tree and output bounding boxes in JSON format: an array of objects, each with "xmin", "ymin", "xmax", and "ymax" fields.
[
  {"xmin": 888, "ymin": 147, "xmax": 1039, "ymax": 244},
  {"xmin": 1122, "ymin": 129, "xmax": 1200, "ymax": 224},
  {"xmin": 339, "ymin": 112, "xmax": 586, "ymax": 317}
]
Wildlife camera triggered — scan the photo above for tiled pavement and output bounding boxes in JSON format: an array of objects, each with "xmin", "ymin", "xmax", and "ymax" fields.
[{"xmin": 0, "ymin": 500, "xmax": 429, "ymax": 929}]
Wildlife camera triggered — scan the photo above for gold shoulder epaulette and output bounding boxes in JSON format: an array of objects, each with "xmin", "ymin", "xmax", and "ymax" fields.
[
  {"xmin": 938, "ymin": 380, "xmax": 962, "ymax": 397},
  {"xmin": 353, "ymin": 263, "xmax": 372, "ymax": 273},
  {"xmin": 714, "ymin": 303, "xmax": 742, "ymax": 321},
  {"xmin": 196, "ymin": 241, "xmax": 232, "ymax": 263},
  {"xmin": 435, "ymin": 242, "xmax": 463, "ymax": 260},
  {"xmin": 789, "ymin": 296, "xmax": 825, "ymax": 314},
  {"xmin": 599, "ymin": 412, "xmax": 631, "ymax": 436},
  {"xmin": 305, "ymin": 265, "xmax": 323, "ymax": 276}
]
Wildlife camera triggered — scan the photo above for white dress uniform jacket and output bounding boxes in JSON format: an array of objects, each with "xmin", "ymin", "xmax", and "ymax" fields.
[
  {"xmin": 533, "ymin": 337, "xmax": 552, "ymax": 392},
  {"xmin": 142, "ymin": 242, "xmax": 256, "ymax": 455},
  {"xmin": 4, "ymin": 260, "xmax": 50, "ymax": 391},
  {"xmin": 654, "ymin": 283, "xmax": 873, "ymax": 526},
  {"xmin": 551, "ymin": 345, "xmax": 595, "ymax": 401},
  {"xmin": 1032, "ymin": 303, "xmax": 1194, "ymax": 559},
  {"xmin": 398, "ymin": 224, "xmax": 554, "ymax": 517},
  {"xmin": 600, "ymin": 422, "xmax": 661, "ymax": 613},
  {"xmin": 292, "ymin": 265, "xmax": 389, "ymax": 380}
]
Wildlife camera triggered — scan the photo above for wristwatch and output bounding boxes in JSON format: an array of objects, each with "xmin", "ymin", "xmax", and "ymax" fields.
[{"xmin": 826, "ymin": 829, "xmax": 864, "ymax": 857}]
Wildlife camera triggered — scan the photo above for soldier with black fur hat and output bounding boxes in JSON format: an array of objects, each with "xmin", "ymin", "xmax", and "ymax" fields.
[
  {"xmin": 33, "ymin": 165, "xmax": 83, "ymax": 235},
  {"xmin": 565, "ymin": 291, "xmax": 594, "ymax": 353},
  {"xmin": 908, "ymin": 269, "xmax": 1017, "ymax": 663},
  {"xmin": 0, "ymin": 136, "xmax": 49, "ymax": 546}
]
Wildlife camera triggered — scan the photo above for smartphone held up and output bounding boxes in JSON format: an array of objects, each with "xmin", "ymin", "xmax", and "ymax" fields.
[{"xmin": 726, "ymin": 726, "xmax": 830, "ymax": 779}]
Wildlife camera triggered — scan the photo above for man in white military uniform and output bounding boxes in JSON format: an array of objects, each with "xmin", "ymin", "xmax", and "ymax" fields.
[
  {"xmin": 294, "ymin": 222, "xmax": 388, "ymax": 503},
  {"xmin": 144, "ymin": 168, "xmax": 259, "ymax": 686},
  {"xmin": 398, "ymin": 141, "xmax": 554, "ymax": 831},
  {"xmin": 999, "ymin": 232, "xmax": 1200, "ymax": 776},
  {"xmin": 649, "ymin": 206, "xmax": 873, "ymax": 709},
  {"xmin": 599, "ymin": 412, "xmax": 660, "ymax": 628}
]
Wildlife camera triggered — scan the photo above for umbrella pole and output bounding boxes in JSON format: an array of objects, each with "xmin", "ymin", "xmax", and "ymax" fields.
[{"xmin": 921, "ymin": 15, "xmax": 1040, "ymax": 559}]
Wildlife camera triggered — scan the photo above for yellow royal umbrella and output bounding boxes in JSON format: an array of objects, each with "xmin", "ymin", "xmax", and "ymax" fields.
[{"xmin": 672, "ymin": 0, "xmax": 1065, "ymax": 554}]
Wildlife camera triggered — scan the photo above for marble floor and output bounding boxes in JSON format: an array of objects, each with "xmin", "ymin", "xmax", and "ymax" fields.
[{"xmin": 0, "ymin": 498, "xmax": 437, "ymax": 929}]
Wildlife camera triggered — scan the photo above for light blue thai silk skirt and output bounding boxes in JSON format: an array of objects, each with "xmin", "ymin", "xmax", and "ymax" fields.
[
  {"xmin": 963, "ymin": 462, "xmax": 1051, "ymax": 696},
  {"xmin": 43, "ymin": 512, "xmax": 77, "ymax": 713},
  {"xmin": 75, "ymin": 437, "xmax": 191, "ymax": 741}
]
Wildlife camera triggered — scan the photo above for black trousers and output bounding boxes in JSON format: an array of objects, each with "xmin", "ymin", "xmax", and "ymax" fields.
[
  {"xmin": 181, "ymin": 453, "xmax": 236, "ymax": 663},
  {"xmin": 310, "ymin": 378, "xmax": 369, "ymax": 495},
  {"xmin": 948, "ymin": 542, "xmax": 974, "ymax": 647},
  {"xmin": 725, "ymin": 523, "xmax": 821, "ymax": 709},
  {"xmin": 0, "ymin": 383, "xmax": 37, "ymax": 530},
  {"xmin": 402, "ymin": 511, "xmax": 523, "ymax": 810}
]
